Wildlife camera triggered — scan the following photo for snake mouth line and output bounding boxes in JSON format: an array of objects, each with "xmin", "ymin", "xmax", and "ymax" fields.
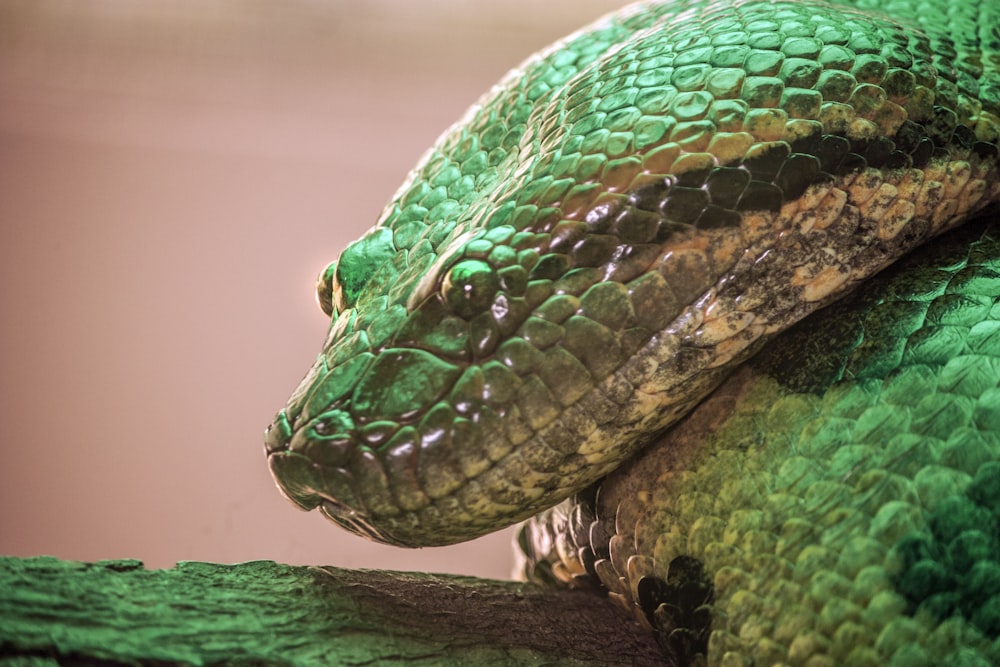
[
  {"xmin": 266, "ymin": 445, "xmax": 407, "ymax": 545},
  {"xmin": 266, "ymin": 409, "xmax": 419, "ymax": 546},
  {"xmin": 264, "ymin": 412, "xmax": 327, "ymax": 512}
]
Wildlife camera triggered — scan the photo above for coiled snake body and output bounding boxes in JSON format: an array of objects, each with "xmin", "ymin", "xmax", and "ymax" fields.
[{"xmin": 265, "ymin": 0, "xmax": 1000, "ymax": 662}]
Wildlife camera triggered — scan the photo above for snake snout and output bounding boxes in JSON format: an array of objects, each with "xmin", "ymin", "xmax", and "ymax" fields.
[
  {"xmin": 263, "ymin": 411, "xmax": 292, "ymax": 455},
  {"xmin": 265, "ymin": 410, "xmax": 348, "ymax": 514},
  {"xmin": 266, "ymin": 407, "xmax": 361, "ymax": 508},
  {"xmin": 263, "ymin": 412, "xmax": 321, "ymax": 510},
  {"xmin": 267, "ymin": 449, "xmax": 323, "ymax": 511}
]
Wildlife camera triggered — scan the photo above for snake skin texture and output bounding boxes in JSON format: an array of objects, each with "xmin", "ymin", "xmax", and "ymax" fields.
[
  {"xmin": 265, "ymin": 0, "xmax": 1000, "ymax": 662},
  {"xmin": 519, "ymin": 218, "xmax": 1000, "ymax": 664}
]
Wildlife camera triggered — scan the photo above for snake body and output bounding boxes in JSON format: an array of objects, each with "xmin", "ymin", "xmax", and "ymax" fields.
[
  {"xmin": 519, "ymin": 219, "xmax": 1000, "ymax": 664},
  {"xmin": 265, "ymin": 0, "xmax": 1000, "ymax": 662}
]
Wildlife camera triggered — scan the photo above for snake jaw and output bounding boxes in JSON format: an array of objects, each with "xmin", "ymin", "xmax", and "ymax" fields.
[
  {"xmin": 317, "ymin": 498, "xmax": 406, "ymax": 547},
  {"xmin": 266, "ymin": 447, "xmax": 408, "ymax": 546}
]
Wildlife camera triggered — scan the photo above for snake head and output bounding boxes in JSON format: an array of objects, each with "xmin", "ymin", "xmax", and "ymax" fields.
[{"xmin": 264, "ymin": 221, "xmax": 632, "ymax": 547}]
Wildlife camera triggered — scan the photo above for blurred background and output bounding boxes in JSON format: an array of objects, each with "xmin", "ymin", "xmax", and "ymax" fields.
[{"xmin": 0, "ymin": 0, "xmax": 624, "ymax": 578}]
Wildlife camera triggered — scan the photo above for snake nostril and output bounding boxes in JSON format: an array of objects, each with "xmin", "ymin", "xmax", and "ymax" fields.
[{"xmin": 263, "ymin": 411, "xmax": 293, "ymax": 454}]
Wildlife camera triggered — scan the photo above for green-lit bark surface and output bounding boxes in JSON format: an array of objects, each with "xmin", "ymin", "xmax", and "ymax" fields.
[{"xmin": 0, "ymin": 556, "xmax": 665, "ymax": 666}]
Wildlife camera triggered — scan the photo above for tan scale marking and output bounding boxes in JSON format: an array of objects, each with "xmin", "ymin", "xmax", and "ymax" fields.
[
  {"xmin": 740, "ymin": 209, "xmax": 781, "ymax": 243},
  {"xmin": 658, "ymin": 230, "xmax": 714, "ymax": 254},
  {"xmin": 709, "ymin": 325, "xmax": 769, "ymax": 368},
  {"xmin": 846, "ymin": 168, "xmax": 885, "ymax": 206},
  {"xmin": 943, "ymin": 161, "xmax": 973, "ymax": 199},
  {"xmin": 744, "ymin": 108, "xmax": 789, "ymax": 142},
  {"xmin": 914, "ymin": 179, "xmax": 945, "ymax": 220},
  {"xmin": 702, "ymin": 227, "xmax": 748, "ymax": 272},
  {"xmin": 801, "ymin": 263, "xmax": 852, "ymax": 303},
  {"xmin": 876, "ymin": 199, "xmax": 916, "ymax": 241},
  {"xmin": 818, "ymin": 102, "xmax": 855, "ymax": 133},
  {"xmin": 848, "ymin": 83, "xmax": 887, "ymax": 117},
  {"xmin": 640, "ymin": 142, "xmax": 681, "ymax": 173},
  {"xmin": 706, "ymin": 131, "xmax": 756, "ymax": 163},
  {"xmin": 780, "ymin": 195, "xmax": 807, "ymax": 222},
  {"xmin": 788, "ymin": 249, "xmax": 836, "ymax": 290},
  {"xmin": 791, "ymin": 209, "xmax": 820, "ymax": 235},
  {"xmin": 619, "ymin": 173, "xmax": 667, "ymax": 201},
  {"xmin": 670, "ymin": 151, "xmax": 717, "ymax": 176},
  {"xmin": 797, "ymin": 179, "xmax": 835, "ymax": 214},
  {"xmin": 846, "ymin": 117, "xmax": 879, "ymax": 142},
  {"xmin": 778, "ymin": 198, "xmax": 808, "ymax": 228},
  {"xmin": 932, "ymin": 197, "xmax": 959, "ymax": 227},
  {"xmin": 671, "ymin": 122, "xmax": 715, "ymax": 152},
  {"xmin": 602, "ymin": 157, "xmax": 642, "ymax": 192},
  {"xmin": 934, "ymin": 164, "xmax": 991, "ymax": 227},
  {"xmin": 870, "ymin": 99, "xmax": 907, "ymax": 135},
  {"xmin": 662, "ymin": 292, "xmax": 708, "ymax": 337},
  {"xmin": 612, "ymin": 118, "xmax": 1000, "ymax": 426},
  {"xmin": 895, "ymin": 168, "xmax": 925, "ymax": 201},
  {"xmin": 811, "ymin": 188, "xmax": 849, "ymax": 230},
  {"xmin": 742, "ymin": 140, "xmax": 786, "ymax": 163},
  {"xmin": 783, "ymin": 119, "xmax": 824, "ymax": 144},
  {"xmin": 696, "ymin": 308, "xmax": 756, "ymax": 346},
  {"xmin": 859, "ymin": 182, "xmax": 900, "ymax": 222},
  {"xmin": 923, "ymin": 160, "xmax": 949, "ymax": 183},
  {"xmin": 656, "ymin": 249, "xmax": 717, "ymax": 299}
]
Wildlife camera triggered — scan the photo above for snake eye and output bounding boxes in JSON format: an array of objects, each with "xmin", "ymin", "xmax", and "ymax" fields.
[
  {"xmin": 322, "ymin": 227, "xmax": 397, "ymax": 316},
  {"xmin": 441, "ymin": 259, "xmax": 500, "ymax": 319},
  {"xmin": 316, "ymin": 262, "xmax": 337, "ymax": 318}
]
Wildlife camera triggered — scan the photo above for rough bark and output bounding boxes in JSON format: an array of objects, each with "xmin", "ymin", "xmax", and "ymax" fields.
[{"xmin": 0, "ymin": 556, "xmax": 668, "ymax": 666}]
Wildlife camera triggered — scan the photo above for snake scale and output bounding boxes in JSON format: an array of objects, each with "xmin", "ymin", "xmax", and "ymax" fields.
[{"xmin": 265, "ymin": 0, "xmax": 1000, "ymax": 663}]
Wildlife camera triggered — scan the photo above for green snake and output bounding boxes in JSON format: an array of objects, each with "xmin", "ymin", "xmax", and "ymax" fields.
[{"xmin": 265, "ymin": 0, "xmax": 1000, "ymax": 662}]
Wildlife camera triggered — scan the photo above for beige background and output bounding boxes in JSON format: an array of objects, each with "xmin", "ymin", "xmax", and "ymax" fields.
[{"xmin": 0, "ymin": 0, "xmax": 625, "ymax": 578}]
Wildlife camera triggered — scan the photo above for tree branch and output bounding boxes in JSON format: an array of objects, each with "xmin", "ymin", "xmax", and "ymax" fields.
[{"xmin": 1, "ymin": 556, "xmax": 668, "ymax": 666}]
